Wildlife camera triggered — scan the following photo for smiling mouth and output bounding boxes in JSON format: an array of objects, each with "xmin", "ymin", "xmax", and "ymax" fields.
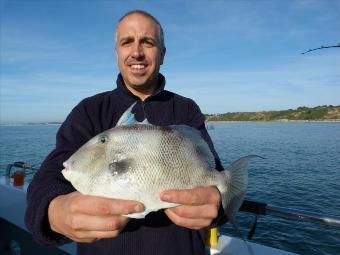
[
  {"xmin": 131, "ymin": 64, "xmax": 145, "ymax": 69},
  {"xmin": 129, "ymin": 63, "xmax": 148, "ymax": 74}
]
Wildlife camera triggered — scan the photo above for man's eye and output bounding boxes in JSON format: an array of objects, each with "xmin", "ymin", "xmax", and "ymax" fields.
[
  {"xmin": 121, "ymin": 40, "xmax": 132, "ymax": 46},
  {"xmin": 99, "ymin": 135, "xmax": 108, "ymax": 144},
  {"xmin": 144, "ymin": 41, "xmax": 154, "ymax": 47}
]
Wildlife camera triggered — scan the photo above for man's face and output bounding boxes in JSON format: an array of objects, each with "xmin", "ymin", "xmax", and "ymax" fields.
[{"xmin": 116, "ymin": 14, "xmax": 165, "ymax": 92}]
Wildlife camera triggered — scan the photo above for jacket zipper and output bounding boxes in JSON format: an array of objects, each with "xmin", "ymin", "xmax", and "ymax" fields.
[{"xmin": 141, "ymin": 100, "xmax": 148, "ymax": 122}]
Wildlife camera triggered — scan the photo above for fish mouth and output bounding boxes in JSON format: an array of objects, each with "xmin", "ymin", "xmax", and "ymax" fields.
[{"xmin": 62, "ymin": 162, "xmax": 69, "ymax": 171}]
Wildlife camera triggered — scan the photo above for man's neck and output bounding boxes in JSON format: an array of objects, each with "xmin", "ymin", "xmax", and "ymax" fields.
[
  {"xmin": 127, "ymin": 86, "xmax": 155, "ymax": 101},
  {"xmin": 124, "ymin": 77, "xmax": 159, "ymax": 101}
]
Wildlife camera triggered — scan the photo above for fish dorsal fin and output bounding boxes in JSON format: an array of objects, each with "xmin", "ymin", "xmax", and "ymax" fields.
[
  {"xmin": 170, "ymin": 125, "xmax": 215, "ymax": 169},
  {"xmin": 116, "ymin": 102, "xmax": 151, "ymax": 126}
]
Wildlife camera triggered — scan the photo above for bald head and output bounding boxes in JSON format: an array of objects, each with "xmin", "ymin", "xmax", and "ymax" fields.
[{"xmin": 115, "ymin": 10, "xmax": 165, "ymax": 51}]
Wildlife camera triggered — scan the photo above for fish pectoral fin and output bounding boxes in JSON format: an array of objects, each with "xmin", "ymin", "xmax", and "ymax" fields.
[{"xmin": 109, "ymin": 157, "xmax": 131, "ymax": 176}]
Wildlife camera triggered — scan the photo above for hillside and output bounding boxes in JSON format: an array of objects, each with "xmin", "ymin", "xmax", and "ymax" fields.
[{"xmin": 205, "ymin": 105, "xmax": 340, "ymax": 122}]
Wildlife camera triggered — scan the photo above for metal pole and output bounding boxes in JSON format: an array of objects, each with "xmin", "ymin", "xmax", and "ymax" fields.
[
  {"xmin": 240, "ymin": 200, "xmax": 340, "ymax": 228},
  {"xmin": 265, "ymin": 205, "xmax": 340, "ymax": 228}
]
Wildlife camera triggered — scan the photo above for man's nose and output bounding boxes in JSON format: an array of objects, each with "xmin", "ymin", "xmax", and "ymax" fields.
[{"xmin": 131, "ymin": 43, "xmax": 144, "ymax": 58}]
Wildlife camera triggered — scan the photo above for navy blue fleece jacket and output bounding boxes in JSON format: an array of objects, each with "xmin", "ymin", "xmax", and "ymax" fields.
[{"xmin": 25, "ymin": 73, "xmax": 224, "ymax": 255}]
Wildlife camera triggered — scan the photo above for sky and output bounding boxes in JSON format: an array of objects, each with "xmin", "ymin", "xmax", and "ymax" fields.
[{"xmin": 1, "ymin": 0, "xmax": 340, "ymax": 123}]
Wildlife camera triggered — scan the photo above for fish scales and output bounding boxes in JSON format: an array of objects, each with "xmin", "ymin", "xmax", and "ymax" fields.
[
  {"xmin": 62, "ymin": 113, "xmax": 257, "ymax": 219},
  {"xmin": 117, "ymin": 125, "xmax": 214, "ymax": 191}
]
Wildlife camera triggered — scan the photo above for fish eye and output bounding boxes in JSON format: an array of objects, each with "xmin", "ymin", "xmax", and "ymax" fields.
[{"xmin": 99, "ymin": 135, "xmax": 108, "ymax": 144}]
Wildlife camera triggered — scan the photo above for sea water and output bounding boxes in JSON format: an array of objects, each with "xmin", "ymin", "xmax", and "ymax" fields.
[
  {"xmin": 0, "ymin": 122, "xmax": 339, "ymax": 255},
  {"xmin": 209, "ymin": 122, "xmax": 340, "ymax": 255}
]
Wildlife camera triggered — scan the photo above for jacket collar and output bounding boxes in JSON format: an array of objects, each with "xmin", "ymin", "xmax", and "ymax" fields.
[{"xmin": 116, "ymin": 73, "xmax": 166, "ymax": 100}]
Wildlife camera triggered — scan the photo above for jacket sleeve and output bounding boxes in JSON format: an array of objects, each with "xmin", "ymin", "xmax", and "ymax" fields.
[
  {"xmin": 185, "ymin": 99, "xmax": 228, "ymax": 226},
  {"xmin": 25, "ymin": 100, "xmax": 95, "ymax": 246}
]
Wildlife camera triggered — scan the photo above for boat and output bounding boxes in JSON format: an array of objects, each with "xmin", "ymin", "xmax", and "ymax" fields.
[{"xmin": 1, "ymin": 162, "xmax": 339, "ymax": 255}]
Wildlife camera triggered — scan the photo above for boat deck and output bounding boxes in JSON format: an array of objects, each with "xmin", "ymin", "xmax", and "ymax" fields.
[{"xmin": 0, "ymin": 176, "xmax": 297, "ymax": 255}]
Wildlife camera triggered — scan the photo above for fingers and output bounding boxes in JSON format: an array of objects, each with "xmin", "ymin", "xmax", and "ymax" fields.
[
  {"xmin": 69, "ymin": 193, "xmax": 144, "ymax": 216},
  {"xmin": 48, "ymin": 192, "xmax": 145, "ymax": 243},
  {"xmin": 67, "ymin": 214, "xmax": 130, "ymax": 232},
  {"xmin": 161, "ymin": 187, "xmax": 221, "ymax": 206},
  {"xmin": 61, "ymin": 211, "xmax": 130, "ymax": 243},
  {"xmin": 160, "ymin": 187, "xmax": 221, "ymax": 230},
  {"xmin": 166, "ymin": 204, "xmax": 219, "ymax": 220},
  {"xmin": 164, "ymin": 208, "xmax": 213, "ymax": 230},
  {"xmin": 70, "ymin": 229, "xmax": 121, "ymax": 243}
]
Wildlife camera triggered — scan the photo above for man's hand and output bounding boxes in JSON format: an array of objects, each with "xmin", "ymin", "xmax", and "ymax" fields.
[
  {"xmin": 160, "ymin": 186, "xmax": 221, "ymax": 230},
  {"xmin": 48, "ymin": 191, "xmax": 144, "ymax": 243}
]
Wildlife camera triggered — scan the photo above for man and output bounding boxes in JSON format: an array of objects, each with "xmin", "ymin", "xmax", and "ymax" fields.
[{"xmin": 25, "ymin": 10, "xmax": 225, "ymax": 255}]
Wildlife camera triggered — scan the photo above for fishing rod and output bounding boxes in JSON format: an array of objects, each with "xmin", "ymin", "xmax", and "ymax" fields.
[
  {"xmin": 301, "ymin": 43, "xmax": 340, "ymax": 54},
  {"xmin": 240, "ymin": 199, "xmax": 340, "ymax": 239}
]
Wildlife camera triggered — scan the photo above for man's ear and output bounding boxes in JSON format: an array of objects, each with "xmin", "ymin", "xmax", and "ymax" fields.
[{"xmin": 160, "ymin": 47, "xmax": 166, "ymax": 65}]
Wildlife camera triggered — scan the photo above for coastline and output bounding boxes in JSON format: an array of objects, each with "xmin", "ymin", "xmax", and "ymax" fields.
[
  {"xmin": 205, "ymin": 119, "xmax": 340, "ymax": 123},
  {"xmin": 1, "ymin": 120, "xmax": 340, "ymax": 126},
  {"xmin": 0, "ymin": 123, "xmax": 62, "ymax": 126}
]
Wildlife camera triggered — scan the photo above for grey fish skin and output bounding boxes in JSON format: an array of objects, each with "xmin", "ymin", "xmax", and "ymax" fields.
[{"xmin": 62, "ymin": 124, "xmax": 255, "ymax": 220}]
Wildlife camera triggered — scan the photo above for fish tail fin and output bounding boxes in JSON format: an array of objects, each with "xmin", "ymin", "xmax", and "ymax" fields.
[
  {"xmin": 217, "ymin": 155, "xmax": 261, "ymax": 255},
  {"xmin": 220, "ymin": 155, "xmax": 262, "ymax": 224}
]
